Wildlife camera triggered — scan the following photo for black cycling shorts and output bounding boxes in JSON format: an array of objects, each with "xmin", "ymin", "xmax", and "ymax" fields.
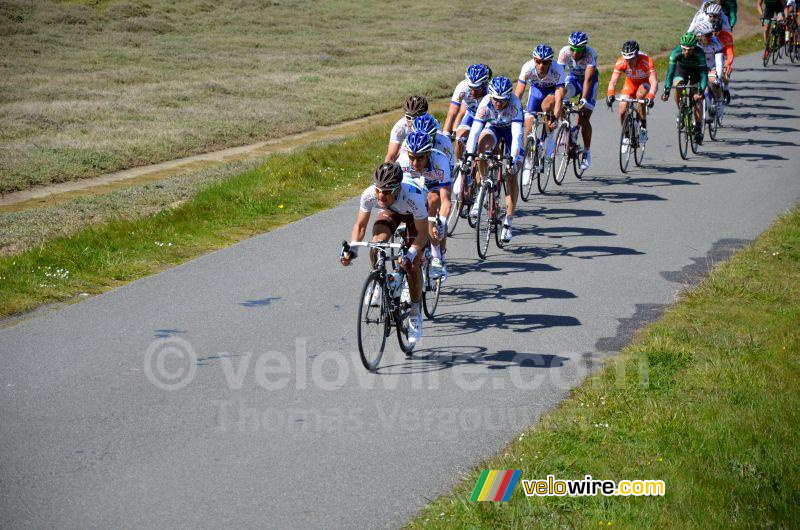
[
  {"xmin": 673, "ymin": 63, "xmax": 702, "ymax": 88},
  {"xmin": 762, "ymin": 4, "xmax": 783, "ymax": 22}
]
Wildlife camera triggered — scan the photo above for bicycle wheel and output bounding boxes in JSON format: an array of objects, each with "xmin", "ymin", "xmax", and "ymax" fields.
[
  {"xmin": 634, "ymin": 117, "xmax": 646, "ymax": 167},
  {"xmin": 475, "ymin": 183, "xmax": 492, "ymax": 259},
  {"xmin": 708, "ymin": 100, "xmax": 718, "ymax": 141},
  {"xmin": 519, "ymin": 136, "xmax": 536, "ymax": 202},
  {"xmin": 678, "ymin": 105, "xmax": 689, "ymax": 160},
  {"xmin": 466, "ymin": 171, "xmax": 478, "ymax": 228},
  {"xmin": 572, "ymin": 127, "xmax": 586, "ymax": 179},
  {"xmin": 552, "ymin": 123, "xmax": 570, "ymax": 185},
  {"xmin": 537, "ymin": 135, "xmax": 552, "ymax": 194},
  {"xmin": 494, "ymin": 174, "xmax": 506, "ymax": 249},
  {"xmin": 422, "ymin": 272, "xmax": 441, "ymax": 319},
  {"xmin": 446, "ymin": 165, "xmax": 462, "ymax": 236},
  {"xmin": 357, "ymin": 271, "xmax": 388, "ymax": 371},
  {"xmin": 619, "ymin": 113, "xmax": 633, "ymax": 174},
  {"xmin": 395, "ymin": 275, "xmax": 414, "ymax": 356}
]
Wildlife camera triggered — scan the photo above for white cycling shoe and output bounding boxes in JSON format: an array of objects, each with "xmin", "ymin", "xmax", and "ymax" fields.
[
  {"xmin": 501, "ymin": 224, "xmax": 513, "ymax": 243},
  {"xmin": 469, "ymin": 202, "xmax": 479, "ymax": 221},
  {"xmin": 621, "ymin": 137, "xmax": 631, "ymax": 154},
  {"xmin": 407, "ymin": 313, "xmax": 422, "ymax": 345},
  {"xmin": 364, "ymin": 284, "xmax": 382, "ymax": 307},
  {"xmin": 639, "ymin": 127, "xmax": 648, "ymax": 144},
  {"xmin": 580, "ymin": 151, "xmax": 591, "ymax": 171},
  {"xmin": 429, "ymin": 257, "xmax": 445, "ymax": 279}
]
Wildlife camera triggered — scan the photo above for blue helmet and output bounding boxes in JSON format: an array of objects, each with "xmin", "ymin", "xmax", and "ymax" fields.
[
  {"xmin": 412, "ymin": 114, "xmax": 439, "ymax": 138},
  {"xmin": 568, "ymin": 31, "xmax": 589, "ymax": 48},
  {"xmin": 488, "ymin": 76, "xmax": 513, "ymax": 100},
  {"xmin": 466, "ymin": 63, "xmax": 491, "ymax": 88},
  {"xmin": 404, "ymin": 131, "xmax": 433, "ymax": 155},
  {"xmin": 532, "ymin": 44, "xmax": 554, "ymax": 60}
]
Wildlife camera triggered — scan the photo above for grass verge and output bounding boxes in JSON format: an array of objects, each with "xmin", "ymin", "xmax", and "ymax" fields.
[
  {"xmin": 407, "ymin": 206, "xmax": 800, "ymax": 528},
  {"xmin": 0, "ymin": 38, "xmax": 769, "ymax": 316}
]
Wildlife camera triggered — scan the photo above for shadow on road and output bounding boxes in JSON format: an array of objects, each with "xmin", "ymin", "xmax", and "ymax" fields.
[
  {"xmin": 439, "ymin": 283, "xmax": 577, "ymax": 308},
  {"xmin": 526, "ymin": 206, "xmax": 605, "ymax": 219},
  {"xmin": 728, "ymin": 124, "xmax": 799, "ymax": 133},
  {"xmin": 426, "ymin": 309, "xmax": 580, "ymax": 337},
  {"xmin": 378, "ymin": 346, "xmax": 570, "ymax": 374},
  {"xmin": 508, "ymin": 242, "xmax": 645, "ymax": 260},
  {"xmin": 591, "ymin": 175, "xmax": 700, "ymax": 187},
  {"xmin": 705, "ymin": 151, "xmax": 788, "ymax": 162}
]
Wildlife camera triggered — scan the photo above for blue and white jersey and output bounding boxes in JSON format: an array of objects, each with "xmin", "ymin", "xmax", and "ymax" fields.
[
  {"xmin": 399, "ymin": 131, "xmax": 454, "ymax": 167},
  {"xmin": 699, "ymin": 36, "xmax": 725, "ymax": 72},
  {"xmin": 389, "ymin": 117, "xmax": 411, "ymax": 145},
  {"xmin": 396, "ymin": 149, "xmax": 452, "ymax": 188},
  {"xmin": 466, "ymin": 94, "xmax": 524, "ymax": 160},
  {"xmin": 359, "ymin": 175, "xmax": 428, "ymax": 219},
  {"xmin": 557, "ymin": 45, "xmax": 598, "ymax": 79},
  {"xmin": 450, "ymin": 79, "xmax": 483, "ymax": 114},
  {"xmin": 688, "ymin": 11, "xmax": 732, "ymax": 33},
  {"xmin": 518, "ymin": 59, "xmax": 566, "ymax": 88}
]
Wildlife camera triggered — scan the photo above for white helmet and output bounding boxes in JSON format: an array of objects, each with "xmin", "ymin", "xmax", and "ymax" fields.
[
  {"xmin": 695, "ymin": 19, "xmax": 714, "ymax": 36},
  {"xmin": 704, "ymin": 3, "xmax": 722, "ymax": 15}
]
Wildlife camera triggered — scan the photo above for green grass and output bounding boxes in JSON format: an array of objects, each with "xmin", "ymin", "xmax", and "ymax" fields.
[
  {"xmin": 0, "ymin": 0, "xmax": 701, "ymax": 194},
  {"xmin": 407, "ymin": 207, "xmax": 800, "ymax": 528}
]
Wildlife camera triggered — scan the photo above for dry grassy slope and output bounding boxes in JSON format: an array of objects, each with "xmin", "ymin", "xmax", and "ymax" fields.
[{"xmin": 1, "ymin": 0, "xmax": 697, "ymax": 194}]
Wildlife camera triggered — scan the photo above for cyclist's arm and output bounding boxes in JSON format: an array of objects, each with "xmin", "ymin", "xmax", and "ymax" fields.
[
  {"xmin": 554, "ymin": 85, "xmax": 565, "ymax": 120},
  {"xmin": 758, "ymin": 0, "xmax": 764, "ymax": 17},
  {"xmin": 607, "ymin": 69, "xmax": 622, "ymax": 96},
  {"xmin": 350, "ymin": 209, "xmax": 370, "ymax": 244},
  {"xmin": 582, "ymin": 65, "xmax": 596, "ymax": 100},
  {"xmin": 664, "ymin": 50, "xmax": 678, "ymax": 91},
  {"xmin": 648, "ymin": 68, "xmax": 659, "ymax": 99},
  {"xmin": 729, "ymin": 0, "xmax": 738, "ymax": 26},
  {"xmin": 443, "ymin": 101, "xmax": 461, "ymax": 135},
  {"xmin": 510, "ymin": 120, "xmax": 524, "ymax": 161},
  {"xmin": 410, "ymin": 218, "xmax": 429, "ymax": 257},
  {"xmin": 465, "ymin": 117, "xmax": 485, "ymax": 155},
  {"xmin": 454, "ymin": 102, "xmax": 468, "ymax": 131},
  {"xmin": 714, "ymin": 52, "xmax": 725, "ymax": 81},
  {"xmin": 385, "ymin": 143, "xmax": 401, "ymax": 163},
  {"xmin": 699, "ymin": 65, "xmax": 709, "ymax": 93}
]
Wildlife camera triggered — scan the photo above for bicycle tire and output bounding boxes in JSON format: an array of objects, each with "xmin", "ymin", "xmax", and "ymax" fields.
[
  {"xmin": 446, "ymin": 165, "xmax": 462, "ymax": 236},
  {"xmin": 494, "ymin": 172, "xmax": 506, "ymax": 249},
  {"xmin": 708, "ymin": 102, "xmax": 718, "ymax": 141},
  {"xmin": 552, "ymin": 122, "xmax": 570, "ymax": 185},
  {"xmin": 357, "ymin": 271, "xmax": 388, "ymax": 372},
  {"xmin": 395, "ymin": 274, "xmax": 413, "ymax": 356},
  {"xmin": 763, "ymin": 45, "xmax": 770, "ymax": 67},
  {"xmin": 678, "ymin": 104, "xmax": 689, "ymax": 160},
  {"xmin": 619, "ymin": 113, "xmax": 633, "ymax": 174},
  {"xmin": 537, "ymin": 136, "xmax": 552, "ymax": 194},
  {"xmin": 475, "ymin": 183, "xmax": 491, "ymax": 259},
  {"xmin": 572, "ymin": 126, "xmax": 586, "ymax": 179},
  {"xmin": 465, "ymin": 171, "xmax": 478, "ymax": 228},
  {"xmin": 422, "ymin": 273, "xmax": 441, "ymax": 319},
  {"xmin": 519, "ymin": 136, "xmax": 536, "ymax": 202},
  {"xmin": 634, "ymin": 116, "xmax": 646, "ymax": 167}
]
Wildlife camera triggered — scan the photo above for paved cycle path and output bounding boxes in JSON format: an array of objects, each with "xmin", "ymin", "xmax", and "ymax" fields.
[{"xmin": 2, "ymin": 52, "xmax": 799, "ymax": 528}]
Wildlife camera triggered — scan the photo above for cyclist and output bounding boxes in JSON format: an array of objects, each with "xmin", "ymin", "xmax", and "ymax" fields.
[
  {"xmin": 557, "ymin": 31, "xmax": 598, "ymax": 171},
  {"xmin": 443, "ymin": 64, "xmax": 491, "ymax": 162},
  {"xmin": 465, "ymin": 76, "xmax": 524, "ymax": 243},
  {"xmin": 719, "ymin": 0, "xmax": 738, "ymax": 28},
  {"xmin": 514, "ymin": 43, "xmax": 565, "ymax": 183},
  {"xmin": 397, "ymin": 131, "xmax": 452, "ymax": 279},
  {"xmin": 410, "ymin": 113, "xmax": 454, "ymax": 168},
  {"xmin": 606, "ymin": 40, "xmax": 658, "ymax": 151},
  {"xmin": 385, "ymin": 95, "xmax": 429, "ymax": 163},
  {"xmin": 758, "ymin": 0, "xmax": 788, "ymax": 57},
  {"xmin": 786, "ymin": 0, "xmax": 797, "ymax": 45},
  {"xmin": 341, "ymin": 162, "xmax": 429, "ymax": 344},
  {"xmin": 711, "ymin": 18, "xmax": 735, "ymax": 103},
  {"xmin": 661, "ymin": 32, "xmax": 708, "ymax": 146},
  {"xmin": 689, "ymin": 2, "xmax": 733, "ymax": 34},
  {"xmin": 696, "ymin": 20, "xmax": 725, "ymax": 123}
]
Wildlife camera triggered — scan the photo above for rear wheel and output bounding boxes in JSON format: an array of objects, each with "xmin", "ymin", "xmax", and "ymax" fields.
[
  {"xmin": 357, "ymin": 272, "xmax": 388, "ymax": 372},
  {"xmin": 572, "ymin": 125, "xmax": 586, "ymax": 179},
  {"xmin": 446, "ymin": 165, "xmax": 462, "ymax": 236},
  {"xmin": 475, "ymin": 183, "xmax": 491, "ymax": 259},
  {"xmin": 619, "ymin": 113, "xmax": 633, "ymax": 174},
  {"xmin": 519, "ymin": 136, "xmax": 536, "ymax": 201},
  {"xmin": 708, "ymin": 99, "xmax": 718, "ymax": 141},
  {"xmin": 552, "ymin": 123, "xmax": 570, "ymax": 185},
  {"xmin": 494, "ymin": 174, "xmax": 506, "ymax": 249},
  {"xmin": 537, "ymin": 133, "xmax": 552, "ymax": 194},
  {"xmin": 678, "ymin": 104, "xmax": 689, "ymax": 160},
  {"xmin": 633, "ymin": 116, "xmax": 646, "ymax": 167}
]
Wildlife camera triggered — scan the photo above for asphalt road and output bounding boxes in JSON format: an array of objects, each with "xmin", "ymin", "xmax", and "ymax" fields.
[{"xmin": 2, "ymin": 52, "xmax": 799, "ymax": 528}]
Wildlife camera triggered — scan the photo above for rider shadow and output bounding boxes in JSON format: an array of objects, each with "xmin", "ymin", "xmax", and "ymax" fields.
[
  {"xmin": 552, "ymin": 190, "xmax": 667, "ymax": 204},
  {"xmin": 591, "ymin": 175, "xmax": 700, "ymax": 187},
  {"xmin": 440, "ymin": 284, "xmax": 577, "ymax": 308},
  {"xmin": 426, "ymin": 309, "xmax": 580, "ymax": 338},
  {"xmin": 527, "ymin": 206, "xmax": 605, "ymax": 219},
  {"xmin": 728, "ymin": 124, "xmax": 800, "ymax": 133},
  {"xmin": 733, "ymin": 71, "xmax": 790, "ymax": 76},
  {"xmin": 727, "ymin": 111, "xmax": 800, "ymax": 120},
  {"xmin": 472, "ymin": 258, "xmax": 561, "ymax": 275},
  {"xmin": 379, "ymin": 346, "xmax": 569, "ymax": 373},
  {"xmin": 527, "ymin": 226, "xmax": 617, "ymax": 238},
  {"xmin": 645, "ymin": 164, "xmax": 734, "ymax": 175},
  {"xmin": 721, "ymin": 137, "xmax": 799, "ymax": 148},
  {"xmin": 732, "ymin": 102, "xmax": 793, "ymax": 111},
  {"xmin": 705, "ymin": 151, "xmax": 788, "ymax": 162},
  {"xmin": 732, "ymin": 94, "xmax": 783, "ymax": 102}
]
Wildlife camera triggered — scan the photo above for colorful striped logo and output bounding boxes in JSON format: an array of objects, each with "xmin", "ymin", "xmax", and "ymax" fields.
[{"xmin": 470, "ymin": 470, "xmax": 521, "ymax": 501}]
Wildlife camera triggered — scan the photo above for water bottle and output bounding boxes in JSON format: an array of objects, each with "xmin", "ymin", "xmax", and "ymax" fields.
[
  {"xmin": 570, "ymin": 126, "xmax": 578, "ymax": 144},
  {"xmin": 386, "ymin": 272, "xmax": 402, "ymax": 298}
]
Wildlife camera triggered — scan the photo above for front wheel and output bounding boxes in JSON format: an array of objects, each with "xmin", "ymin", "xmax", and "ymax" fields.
[
  {"xmin": 357, "ymin": 271, "xmax": 388, "ymax": 372},
  {"xmin": 552, "ymin": 123, "xmax": 570, "ymax": 185},
  {"xmin": 475, "ymin": 183, "xmax": 492, "ymax": 260},
  {"xmin": 519, "ymin": 137, "xmax": 536, "ymax": 201},
  {"xmin": 708, "ymin": 100, "xmax": 719, "ymax": 141},
  {"xmin": 633, "ymin": 117, "xmax": 646, "ymax": 167},
  {"xmin": 422, "ymin": 271, "xmax": 441, "ymax": 319},
  {"xmin": 395, "ymin": 274, "xmax": 414, "ymax": 356},
  {"xmin": 494, "ymin": 174, "xmax": 506, "ymax": 249},
  {"xmin": 446, "ymin": 166, "xmax": 463, "ymax": 236},
  {"xmin": 678, "ymin": 105, "xmax": 689, "ymax": 160},
  {"xmin": 619, "ymin": 113, "xmax": 633, "ymax": 174}
]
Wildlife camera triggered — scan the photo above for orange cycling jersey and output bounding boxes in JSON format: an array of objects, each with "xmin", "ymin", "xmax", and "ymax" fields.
[
  {"xmin": 612, "ymin": 52, "xmax": 656, "ymax": 82},
  {"xmin": 717, "ymin": 30, "xmax": 735, "ymax": 70}
]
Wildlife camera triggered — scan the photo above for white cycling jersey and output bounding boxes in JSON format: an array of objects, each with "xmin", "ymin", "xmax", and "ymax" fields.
[
  {"xmin": 517, "ymin": 59, "xmax": 566, "ymax": 88},
  {"xmin": 688, "ymin": 11, "xmax": 732, "ymax": 33},
  {"xmin": 359, "ymin": 175, "xmax": 428, "ymax": 219},
  {"xmin": 399, "ymin": 131, "xmax": 454, "ymax": 168},
  {"xmin": 699, "ymin": 36, "xmax": 725, "ymax": 75},
  {"xmin": 789, "ymin": 0, "xmax": 797, "ymax": 8},
  {"xmin": 396, "ymin": 149, "xmax": 452, "ymax": 188},
  {"xmin": 389, "ymin": 117, "xmax": 411, "ymax": 145},
  {"xmin": 450, "ymin": 79, "xmax": 483, "ymax": 114},
  {"xmin": 466, "ymin": 94, "xmax": 524, "ymax": 160},
  {"xmin": 557, "ymin": 45, "xmax": 598, "ymax": 79}
]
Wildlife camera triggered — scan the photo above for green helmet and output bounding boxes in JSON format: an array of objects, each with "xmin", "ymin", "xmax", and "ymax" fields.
[{"xmin": 680, "ymin": 32, "xmax": 697, "ymax": 47}]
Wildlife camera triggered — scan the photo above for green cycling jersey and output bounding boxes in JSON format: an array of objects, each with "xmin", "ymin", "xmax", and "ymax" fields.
[
  {"xmin": 721, "ymin": 0, "xmax": 737, "ymax": 27},
  {"xmin": 664, "ymin": 45, "xmax": 708, "ymax": 92}
]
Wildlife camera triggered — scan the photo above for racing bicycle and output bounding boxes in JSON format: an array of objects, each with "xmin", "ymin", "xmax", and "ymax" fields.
[
  {"xmin": 552, "ymin": 100, "xmax": 587, "ymax": 184},
  {"xmin": 614, "ymin": 96, "xmax": 649, "ymax": 173},
  {"xmin": 473, "ymin": 142, "xmax": 512, "ymax": 260},
  {"xmin": 520, "ymin": 111, "xmax": 553, "ymax": 198},
  {"xmin": 675, "ymin": 83, "xmax": 702, "ymax": 160}
]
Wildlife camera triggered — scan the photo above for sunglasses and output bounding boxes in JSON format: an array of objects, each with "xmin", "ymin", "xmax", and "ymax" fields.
[
  {"xmin": 534, "ymin": 58, "xmax": 552, "ymax": 65},
  {"xmin": 407, "ymin": 154, "xmax": 428, "ymax": 161},
  {"xmin": 375, "ymin": 185, "xmax": 399, "ymax": 195},
  {"xmin": 570, "ymin": 46, "xmax": 585, "ymax": 53}
]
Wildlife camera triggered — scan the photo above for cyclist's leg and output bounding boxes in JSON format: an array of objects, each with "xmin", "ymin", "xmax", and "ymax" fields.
[
  {"xmin": 371, "ymin": 210, "xmax": 398, "ymax": 269},
  {"xmin": 469, "ymin": 129, "xmax": 496, "ymax": 218},
  {"xmin": 454, "ymin": 111, "xmax": 474, "ymax": 161},
  {"xmin": 579, "ymin": 71, "xmax": 598, "ymax": 150},
  {"xmin": 398, "ymin": 214, "xmax": 423, "ymax": 304},
  {"xmin": 496, "ymin": 128, "xmax": 517, "ymax": 220},
  {"xmin": 635, "ymin": 82, "xmax": 650, "ymax": 127}
]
